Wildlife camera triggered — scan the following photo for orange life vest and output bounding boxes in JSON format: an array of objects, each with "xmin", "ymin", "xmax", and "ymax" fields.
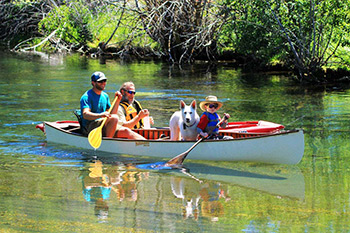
[{"xmin": 119, "ymin": 100, "xmax": 144, "ymax": 129}]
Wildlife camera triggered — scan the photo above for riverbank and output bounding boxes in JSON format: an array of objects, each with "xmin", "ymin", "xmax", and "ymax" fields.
[
  {"xmin": 78, "ymin": 44, "xmax": 350, "ymax": 85},
  {"xmin": 4, "ymin": 45, "xmax": 350, "ymax": 88}
]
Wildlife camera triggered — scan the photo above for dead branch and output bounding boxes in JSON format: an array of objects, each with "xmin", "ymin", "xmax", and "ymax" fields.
[
  {"xmin": 0, "ymin": 1, "xmax": 52, "ymax": 49},
  {"xmin": 132, "ymin": 0, "xmax": 228, "ymax": 64},
  {"xmin": 17, "ymin": 29, "xmax": 58, "ymax": 51}
]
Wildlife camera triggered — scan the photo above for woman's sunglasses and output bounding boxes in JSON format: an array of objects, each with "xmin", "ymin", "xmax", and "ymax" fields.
[{"xmin": 207, "ymin": 103, "xmax": 218, "ymax": 109}]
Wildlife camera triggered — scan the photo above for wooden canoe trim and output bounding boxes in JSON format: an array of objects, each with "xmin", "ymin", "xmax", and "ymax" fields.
[
  {"xmin": 133, "ymin": 128, "xmax": 171, "ymax": 140},
  {"xmin": 132, "ymin": 128, "xmax": 275, "ymax": 140}
]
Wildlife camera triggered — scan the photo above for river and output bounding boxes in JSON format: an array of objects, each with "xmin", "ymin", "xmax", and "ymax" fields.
[{"xmin": 0, "ymin": 51, "xmax": 349, "ymax": 232}]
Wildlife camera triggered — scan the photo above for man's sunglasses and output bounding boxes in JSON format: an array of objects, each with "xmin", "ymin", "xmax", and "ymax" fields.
[
  {"xmin": 123, "ymin": 89, "xmax": 136, "ymax": 95},
  {"xmin": 96, "ymin": 80, "xmax": 107, "ymax": 83},
  {"xmin": 207, "ymin": 103, "xmax": 218, "ymax": 109}
]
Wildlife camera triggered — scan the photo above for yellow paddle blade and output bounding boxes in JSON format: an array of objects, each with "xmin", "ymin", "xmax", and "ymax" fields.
[
  {"xmin": 88, "ymin": 126, "xmax": 103, "ymax": 149},
  {"xmin": 89, "ymin": 160, "xmax": 103, "ymax": 178}
]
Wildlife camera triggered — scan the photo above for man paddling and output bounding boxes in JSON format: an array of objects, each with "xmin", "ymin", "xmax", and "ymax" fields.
[{"xmin": 80, "ymin": 72, "xmax": 145, "ymax": 139}]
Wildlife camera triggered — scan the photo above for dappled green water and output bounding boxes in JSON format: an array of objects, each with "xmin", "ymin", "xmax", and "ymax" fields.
[{"xmin": 0, "ymin": 52, "xmax": 349, "ymax": 232}]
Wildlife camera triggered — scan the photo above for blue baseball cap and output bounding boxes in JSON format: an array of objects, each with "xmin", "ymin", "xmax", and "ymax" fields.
[{"xmin": 91, "ymin": 72, "xmax": 107, "ymax": 82}]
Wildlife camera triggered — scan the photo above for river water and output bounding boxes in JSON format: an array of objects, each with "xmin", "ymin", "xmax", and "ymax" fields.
[{"xmin": 0, "ymin": 51, "xmax": 349, "ymax": 232}]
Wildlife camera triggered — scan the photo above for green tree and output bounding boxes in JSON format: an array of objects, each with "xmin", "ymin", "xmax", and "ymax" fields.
[
  {"xmin": 220, "ymin": 0, "xmax": 350, "ymax": 82},
  {"xmin": 38, "ymin": 1, "xmax": 93, "ymax": 50},
  {"xmin": 267, "ymin": 0, "xmax": 350, "ymax": 82},
  {"xmin": 219, "ymin": 0, "xmax": 282, "ymax": 67}
]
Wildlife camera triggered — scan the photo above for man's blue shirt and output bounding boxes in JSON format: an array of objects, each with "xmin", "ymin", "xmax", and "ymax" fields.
[{"xmin": 80, "ymin": 89, "xmax": 111, "ymax": 128}]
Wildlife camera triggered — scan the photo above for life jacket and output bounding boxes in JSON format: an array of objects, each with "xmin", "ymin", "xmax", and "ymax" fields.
[
  {"xmin": 119, "ymin": 100, "xmax": 144, "ymax": 129},
  {"xmin": 202, "ymin": 112, "xmax": 220, "ymax": 134}
]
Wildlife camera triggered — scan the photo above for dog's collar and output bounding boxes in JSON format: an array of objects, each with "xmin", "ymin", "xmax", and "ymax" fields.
[{"xmin": 183, "ymin": 122, "xmax": 196, "ymax": 130}]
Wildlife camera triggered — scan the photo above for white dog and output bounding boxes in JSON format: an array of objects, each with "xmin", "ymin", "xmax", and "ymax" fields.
[{"xmin": 169, "ymin": 100, "xmax": 200, "ymax": 141}]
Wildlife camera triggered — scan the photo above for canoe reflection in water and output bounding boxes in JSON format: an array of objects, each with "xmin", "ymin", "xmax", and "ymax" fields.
[
  {"xmin": 80, "ymin": 160, "xmax": 232, "ymax": 222},
  {"xmin": 80, "ymin": 159, "xmax": 305, "ymax": 222}
]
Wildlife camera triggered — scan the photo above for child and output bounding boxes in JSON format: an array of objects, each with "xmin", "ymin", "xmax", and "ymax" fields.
[{"xmin": 197, "ymin": 95, "xmax": 230, "ymax": 139}]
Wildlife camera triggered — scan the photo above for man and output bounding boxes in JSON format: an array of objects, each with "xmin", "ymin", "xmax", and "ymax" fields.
[
  {"xmin": 80, "ymin": 72, "xmax": 145, "ymax": 140},
  {"xmin": 117, "ymin": 81, "xmax": 153, "ymax": 129}
]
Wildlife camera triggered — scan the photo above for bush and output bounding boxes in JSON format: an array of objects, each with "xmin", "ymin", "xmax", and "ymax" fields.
[{"xmin": 39, "ymin": 2, "xmax": 92, "ymax": 47}]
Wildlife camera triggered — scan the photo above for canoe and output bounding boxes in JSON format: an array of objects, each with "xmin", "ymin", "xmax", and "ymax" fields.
[{"xmin": 36, "ymin": 121, "xmax": 304, "ymax": 165}]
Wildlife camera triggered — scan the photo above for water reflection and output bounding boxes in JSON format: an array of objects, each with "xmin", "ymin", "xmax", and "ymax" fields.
[
  {"xmin": 82, "ymin": 160, "xmax": 111, "ymax": 221},
  {"xmin": 81, "ymin": 160, "xmax": 149, "ymax": 221},
  {"xmin": 80, "ymin": 159, "xmax": 305, "ymax": 223},
  {"xmin": 170, "ymin": 176, "xmax": 231, "ymax": 221}
]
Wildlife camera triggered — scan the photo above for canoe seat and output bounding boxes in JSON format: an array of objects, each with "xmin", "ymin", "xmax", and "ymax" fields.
[{"xmin": 73, "ymin": 109, "xmax": 85, "ymax": 134}]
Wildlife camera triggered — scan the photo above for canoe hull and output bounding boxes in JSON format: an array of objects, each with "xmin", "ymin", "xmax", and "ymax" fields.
[{"xmin": 41, "ymin": 121, "xmax": 304, "ymax": 165}]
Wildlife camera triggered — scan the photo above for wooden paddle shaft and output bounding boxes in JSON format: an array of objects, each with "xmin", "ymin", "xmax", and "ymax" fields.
[{"xmin": 99, "ymin": 95, "xmax": 119, "ymax": 129}]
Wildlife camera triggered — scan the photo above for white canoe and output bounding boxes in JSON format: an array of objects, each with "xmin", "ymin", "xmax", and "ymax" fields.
[{"xmin": 36, "ymin": 121, "xmax": 304, "ymax": 165}]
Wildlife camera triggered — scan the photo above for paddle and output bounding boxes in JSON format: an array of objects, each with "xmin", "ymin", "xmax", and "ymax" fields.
[
  {"xmin": 165, "ymin": 115, "xmax": 228, "ymax": 167},
  {"xmin": 88, "ymin": 96, "xmax": 119, "ymax": 149}
]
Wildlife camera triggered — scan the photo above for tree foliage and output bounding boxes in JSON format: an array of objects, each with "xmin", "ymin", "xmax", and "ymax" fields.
[
  {"xmin": 38, "ymin": 2, "xmax": 93, "ymax": 50},
  {"xmin": 218, "ymin": 0, "xmax": 282, "ymax": 65},
  {"xmin": 268, "ymin": 0, "xmax": 350, "ymax": 82},
  {"xmin": 219, "ymin": 0, "xmax": 350, "ymax": 82}
]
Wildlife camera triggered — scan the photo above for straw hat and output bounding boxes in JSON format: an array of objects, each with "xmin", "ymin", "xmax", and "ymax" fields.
[{"xmin": 199, "ymin": 95, "xmax": 223, "ymax": 111}]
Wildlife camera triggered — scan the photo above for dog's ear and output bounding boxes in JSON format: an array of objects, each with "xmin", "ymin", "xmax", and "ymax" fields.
[
  {"xmin": 180, "ymin": 100, "xmax": 186, "ymax": 109},
  {"xmin": 190, "ymin": 100, "xmax": 196, "ymax": 109}
]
